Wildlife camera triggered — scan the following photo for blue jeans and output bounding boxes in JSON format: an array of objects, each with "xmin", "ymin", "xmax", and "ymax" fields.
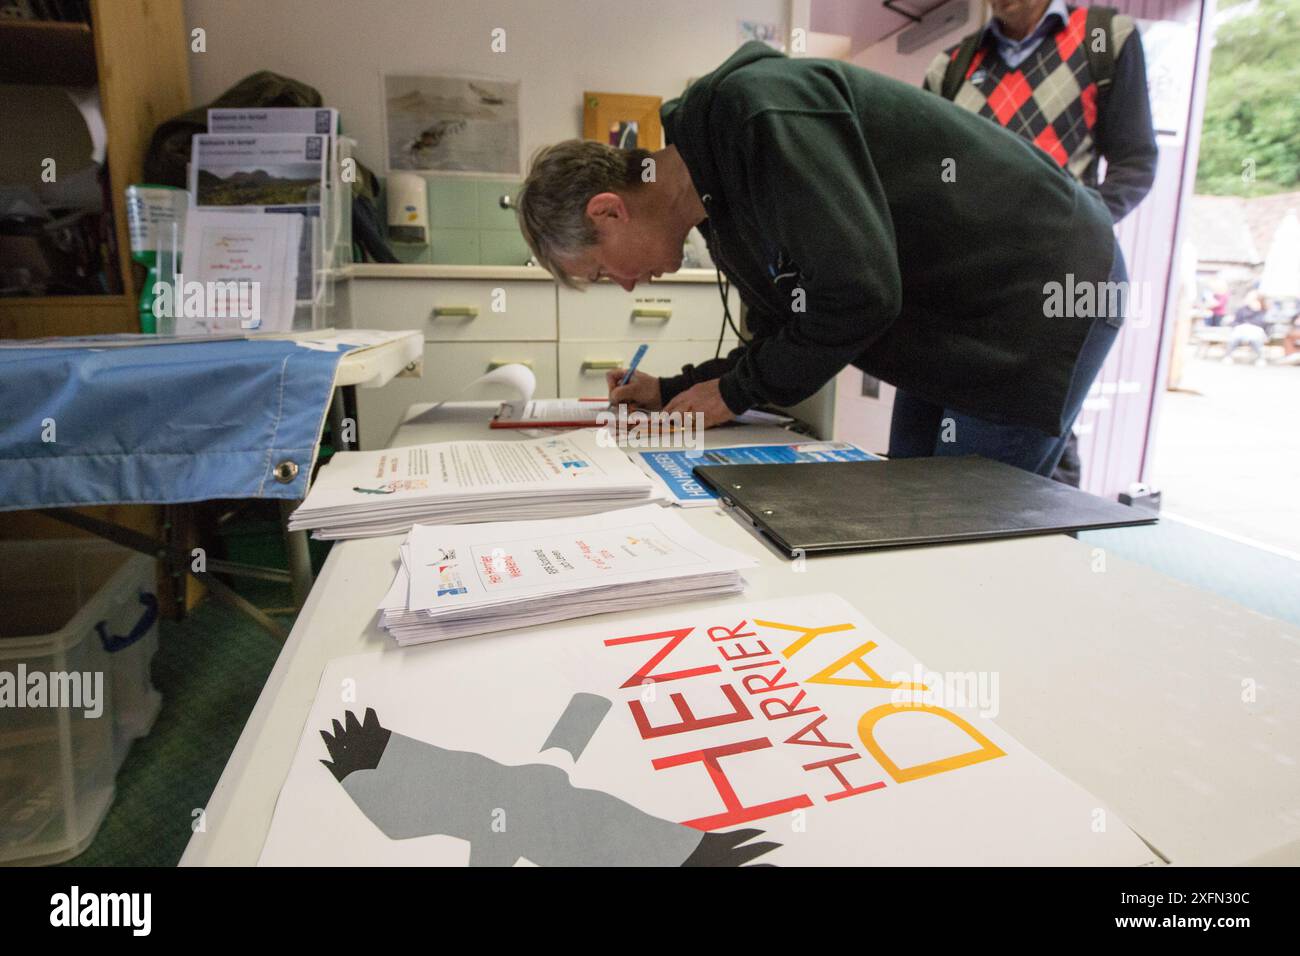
[{"xmin": 887, "ymin": 247, "xmax": 1126, "ymax": 477}]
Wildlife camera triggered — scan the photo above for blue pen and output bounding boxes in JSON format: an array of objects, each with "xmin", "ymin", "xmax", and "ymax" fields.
[{"xmin": 619, "ymin": 344, "xmax": 649, "ymax": 386}]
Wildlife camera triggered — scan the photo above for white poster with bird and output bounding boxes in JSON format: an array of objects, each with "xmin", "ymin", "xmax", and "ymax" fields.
[
  {"xmin": 383, "ymin": 74, "xmax": 520, "ymax": 174},
  {"xmin": 259, "ymin": 594, "xmax": 1160, "ymax": 866}
]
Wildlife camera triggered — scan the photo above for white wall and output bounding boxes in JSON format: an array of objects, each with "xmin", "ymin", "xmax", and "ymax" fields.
[{"xmin": 183, "ymin": 0, "xmax": 791, "ymax": 176}]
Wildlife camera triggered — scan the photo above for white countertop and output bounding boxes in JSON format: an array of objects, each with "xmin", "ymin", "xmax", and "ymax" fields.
[
  {"xmin": 332, "ymin": 330, "xmax": 423, "ymax": 388},
  {"xmin": 181, "ymin": 404, "xmax": 1300, "ymax": 867},
  {"xmin": 257, "ymin": 328, "xmax": 423, "ymax": 388},
  {"xmin": 334, "ymin": 263, "xmax": 724, "ymax": 284}
]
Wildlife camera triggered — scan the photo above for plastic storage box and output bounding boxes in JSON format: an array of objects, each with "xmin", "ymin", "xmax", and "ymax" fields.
[{"xmin": 0, "ymin": 539, "xmax": 162, "ymax": 865}]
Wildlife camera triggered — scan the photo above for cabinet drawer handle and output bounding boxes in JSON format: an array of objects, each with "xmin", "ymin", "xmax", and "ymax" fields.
[
  {"xmin": 631, "ymin": 307, "xmax": 671, "ymax": 321},
  {"xmin": 432, "ymin": 305, "xmax": 479, "ymax": 318},
  {"xmin": 487, "ymin": 360, "xmax": 532, "ymax": 372},
  {"xmin": 580, "ymin": 360, "xmax": 621, "ymax": 374}
]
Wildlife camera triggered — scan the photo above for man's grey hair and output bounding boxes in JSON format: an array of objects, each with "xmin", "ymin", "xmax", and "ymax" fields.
[{"xmin": 515, "ymin": 140, "xmax": 651, "ymax": 289}]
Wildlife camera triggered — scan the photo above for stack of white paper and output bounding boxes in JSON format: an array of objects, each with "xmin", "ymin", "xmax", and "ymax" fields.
[
  {"xmin": 377, "ymin": 504, "xmax": 756, "ymax": 644},
  {"xmin": 288, "ymin": 430, "xmax": 659, "ymax": 540}
]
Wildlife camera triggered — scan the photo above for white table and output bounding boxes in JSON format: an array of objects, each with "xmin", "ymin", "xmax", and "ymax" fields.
[
  {"xmin": 276, "ymin": 329, "xmax": 423, "ymax": 607},
  {"xmin": 182, "ymin": 402, "xmax": 1300, "ymax": 866},
  {"xmin": 259, "ymin": 327, "xmax": 424, "ymax": 388}
]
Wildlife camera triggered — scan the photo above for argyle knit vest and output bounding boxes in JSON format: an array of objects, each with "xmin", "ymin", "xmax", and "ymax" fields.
[{"xmin": 930, "ymin": 9, "xmax": 1134, "ymax": 187}]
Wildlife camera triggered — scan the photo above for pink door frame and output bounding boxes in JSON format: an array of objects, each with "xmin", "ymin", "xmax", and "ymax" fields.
[{"xmin": 1082, "ymin": 0, "xmax": 1216, "ymax": 498}]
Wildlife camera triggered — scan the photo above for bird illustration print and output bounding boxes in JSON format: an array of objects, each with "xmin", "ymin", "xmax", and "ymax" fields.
[
  {"xmin": 319, "ymin": 704, "xmax": 781, "ymax": 866},
  {"xmin": 404, "ymin": 120, "xmax": 468, "ymax": 163}
]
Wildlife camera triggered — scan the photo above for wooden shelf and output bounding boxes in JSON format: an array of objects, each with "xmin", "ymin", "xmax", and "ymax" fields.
[
  {"xmin": 0, "ymin": 294, "xmax": 131, "ymax": 309},
  {"xmin": 0, "ymin": 2, "xmax": 188, "ymax": 592},
  {"xmin": 0, "ymin": 20, "xmax": 97, "ymax": 87},
  {"xmin": 0, "ymin": 294, "xmax": 136, "ymax": 338},
  {"xmin": 0, "ymin": 0, "xmax": 188, "ymax": 341}
]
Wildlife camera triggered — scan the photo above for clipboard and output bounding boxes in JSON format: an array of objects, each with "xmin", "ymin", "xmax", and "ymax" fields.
[
  {"xmin": 489, "ymin": 398, "xmax": 610, "ymax": 429},
  {"xmin": 692, "ymin": 456, "xmax": 1157, "ymax": 557}
]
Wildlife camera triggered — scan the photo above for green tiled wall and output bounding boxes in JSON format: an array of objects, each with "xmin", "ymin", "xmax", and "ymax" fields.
[{"xmin": 379, "ymin": 176, "xmax": 531, "ymax": 266}]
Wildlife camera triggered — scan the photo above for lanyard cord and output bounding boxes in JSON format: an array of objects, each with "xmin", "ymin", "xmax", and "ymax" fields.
[
  {"xmin": 714, "ymin": 269, "xmax": 733, "ymax": 360},
  {"xmin": 701, "ymin": 202, "xmax": 749, "ymax": 359}
]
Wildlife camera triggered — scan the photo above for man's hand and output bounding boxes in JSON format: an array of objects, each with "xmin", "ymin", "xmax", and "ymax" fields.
[
  {"xmin": 662, "ymin": 378, "xmax": 735, "ymax": 429},
  {"xmin": 607, "ymin": 368, "xmax": 663, "ymax": 410}
]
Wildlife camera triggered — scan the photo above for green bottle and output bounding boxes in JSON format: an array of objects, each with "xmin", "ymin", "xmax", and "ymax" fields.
[{"xmin": 125, "ymin": 184, "xmax": 187, "ymax": 333}]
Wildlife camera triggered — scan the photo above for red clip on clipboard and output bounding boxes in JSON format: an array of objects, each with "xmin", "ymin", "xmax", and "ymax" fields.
[{"xmin": 489, "ymin": 398, "xmax": 610, "ymax": 429}]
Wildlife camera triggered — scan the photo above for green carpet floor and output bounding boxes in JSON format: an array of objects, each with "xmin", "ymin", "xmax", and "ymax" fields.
[
  {"xmin": 56, "ymin": 599, "xmax": 284, "ymax": 866},
  {"xmin": 55, "ymin": 506, "xmax": 319, "ymax": 867}
]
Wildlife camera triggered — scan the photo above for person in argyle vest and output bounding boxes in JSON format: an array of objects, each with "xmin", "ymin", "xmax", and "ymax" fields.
[
  {"xmin": 922, "ymin": 0, "xmax": 1157, "ymax": 485},
  {"xmin": 925, "ymin": 1, "xmax": 1157, "ymax": 222}
]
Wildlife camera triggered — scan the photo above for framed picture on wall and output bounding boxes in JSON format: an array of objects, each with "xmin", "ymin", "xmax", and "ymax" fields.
[
  {"xmin": 383, "ymin": 74, "xmax": 521, "ymax": 175},
  {"xmin": 738, "ymin": 19, "xmax": 785, "ymax": 51},
  {"xmin": 582, "ymin": 92, "xmax": 663, "ymax": 151}
]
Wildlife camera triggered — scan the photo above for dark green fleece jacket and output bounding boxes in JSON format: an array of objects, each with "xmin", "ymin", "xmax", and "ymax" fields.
[{"xmin": 658, "ymin": 42, "xmax": 1118, "ymax": 436}]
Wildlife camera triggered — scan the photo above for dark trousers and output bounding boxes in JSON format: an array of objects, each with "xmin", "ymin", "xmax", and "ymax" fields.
[{"xmin": 887, "ymin": 247, "xmax": 1126, "ymax": 478}]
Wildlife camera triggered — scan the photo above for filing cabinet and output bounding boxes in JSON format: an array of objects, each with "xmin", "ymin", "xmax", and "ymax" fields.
[
  {"xmin": 334, "ymin": 264, "xmax": 739, "ymax": 449},
  {"xmin": 559, "ymin": 339, "xmax": 739, "ymax": 399}
]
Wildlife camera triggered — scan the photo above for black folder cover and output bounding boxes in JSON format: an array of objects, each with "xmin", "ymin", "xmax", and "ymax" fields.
[{"xmin": 692, "ymin": 456, "xmax": 1156, "ymax": 557}]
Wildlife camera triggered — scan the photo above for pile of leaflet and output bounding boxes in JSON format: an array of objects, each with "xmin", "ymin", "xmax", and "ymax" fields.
[
  {"xmin": 289, "ymin": 429, "xmax": 657, "ymax": 539},
  {"xmin": 377, "ymin": 504, "xmax": 757, "ymax": 644}
]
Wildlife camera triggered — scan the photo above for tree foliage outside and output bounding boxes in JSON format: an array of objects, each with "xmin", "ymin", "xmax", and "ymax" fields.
[{"xmin": 1195, "ymin": 0, "xmax": 1300, "ymax": 196}]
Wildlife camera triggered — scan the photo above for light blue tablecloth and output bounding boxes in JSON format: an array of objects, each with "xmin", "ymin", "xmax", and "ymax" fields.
[{"xmin": 0, "ymin": 336, "xmax": 352, "ymax": 508}]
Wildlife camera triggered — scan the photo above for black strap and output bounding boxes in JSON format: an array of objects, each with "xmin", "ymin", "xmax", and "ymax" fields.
[
  {"xmin": 1083, "ymin": 6, "xmax": 1118, "ymax": 91},
  {"xmin": 940, "ymin": 31, "xmax": 984, "ymax": 101}
]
